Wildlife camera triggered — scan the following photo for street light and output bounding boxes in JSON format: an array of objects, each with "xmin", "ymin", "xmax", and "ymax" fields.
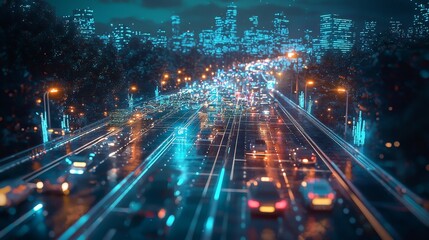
[
  {"xmin": 337, "ymin": 88, "xmax": 349, "ymax": 139},
  {"xmin": 304, "ymin": 80, "xmax": 314, "ymax": 110},
  {"xmin": 287, "ymin": 50, "xmax": 299, "ymax": 99},
  {"xmin": 43, "ymin": 88, "xmax": 59, "ymax": 129}
]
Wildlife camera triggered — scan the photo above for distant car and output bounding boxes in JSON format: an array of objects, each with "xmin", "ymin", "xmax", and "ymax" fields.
[
  {"xmin": 290, "ymin": 147, "xmax": 317, "ymax": 167},
  {"xmin": 197, "ymin": 128, "xmax": 215, "ymax": 142},
  {"xmin": 0, "ymin": 179, "xmax": 32, "ymax": 210},
  {"xmin": 249, "ymin": 139, "xmax": 268, "ymax": 155},
  {"xmin": 299, "ymin": 178, "xmax": 336, "ymax": 210},
  {"xmin": 247, "ymin": 177, "xmax": 287, "ymax": 216},
  {"xmin": 125, "ymin": 171, "xmax": 181, "ymax": 237},
  {"xmin": 66, "ymin": 153, "xmax": 94, "ymax": 175},
  {"xmin": 35, "ymin": 175, "xmax": 72, "ymax": 195}
]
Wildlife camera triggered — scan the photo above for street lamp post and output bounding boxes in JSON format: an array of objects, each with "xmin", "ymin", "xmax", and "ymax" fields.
[
  {"xmin": 304, "ymin": 80, "xmax": 314, "ymax": 110},
  {"xmin": 43, "ymin": 88, "xmax": 58, "ymax": 129},
  {"xmin": 337, "ymin": 88, "xmax": 349, "ymax": 139},
  {"xmin": 287, "ymin": 51, "xmax": 299, "ymax": 101}
]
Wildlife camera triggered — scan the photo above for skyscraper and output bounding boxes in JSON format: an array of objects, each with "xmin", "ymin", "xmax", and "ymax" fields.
[
  {"xmin": 199, "ymin": 30, "xmax": 215, "ymax": 56},
  {"xmin": 359, "ymin": 21, "xmax": 377, "ymax": 52},
  {"xmin": 389, "ymin": 18, "xmax": 404, "ymax": 38},
  {"xmin": 411, "ymin": 1, "xmax": 429, "ymax": 38},
  {"xmin": 72, "ymin": 8, "xmax": 95, "ymax": 39},
  {"xmin": 214, "ymin": 16, "xmax": 224, "ymax": 57},
  {"xmin": 320, "ymin": 14, "xmax": 354, "ymax": 54},
  {"xmin": 273, "ymin": 12, "xmax": 289, "ymax": 51},
  {"xmin": 171, "ymin": 15, "xmax": 181, "ymax": 52},
  {"xmin": 181, "ymin": 31, "xmax": 196, "ymax": 53},
  {"xmin": 112, "ymin": 24, "xmax": 132, "ymax": 50},
  {"xmin": 224, "ymin": 2, "xmax": 239, "ymax": 52}
]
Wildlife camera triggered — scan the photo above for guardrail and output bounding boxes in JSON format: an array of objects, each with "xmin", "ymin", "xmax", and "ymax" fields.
[
  {"xmin": 274, "ymin": 89, "xmax": 429, "ymax": 228},
  {"xmin": 0, "ymin": 118, "xmax": 110, "ymax": 175}
]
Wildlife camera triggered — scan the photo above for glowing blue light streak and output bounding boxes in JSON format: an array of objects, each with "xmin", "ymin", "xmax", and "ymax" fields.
[
  {"xmin": 69, "ymin": 169, "xmax": 84, "ymax": 175},
  {"xmin": 352, "ymin": 111, "xmax": 366, "ymax": 146},
  {"xmin": 166, "ymin": 215, "xmax": 175, "ymax": 227},
  {"xmin": 205, "ymin": 216, "xmax": 214, "ymax": 231},
  {"xmin": 214, "ymin": 167, "xmax": 225, "ymax": 201},
  {"xmin": 33, "ymin": 203, "xmax": 43, "ymax": 211},
  {"xmin": 299, "ymin": 91, "xmax": 304, "ymax": 108},
  {"xmin": 307, "ymin": 96, "xmax": 312, "ymax": 115}
]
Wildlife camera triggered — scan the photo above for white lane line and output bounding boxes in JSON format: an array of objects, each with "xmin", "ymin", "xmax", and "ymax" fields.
[
  {"xmin": 230, "ymin": 113, "xmax": 243, "ymax": 181},
  {"xmin": 222, "ymin": 188, "xmax": 248, "ymax": 193}
]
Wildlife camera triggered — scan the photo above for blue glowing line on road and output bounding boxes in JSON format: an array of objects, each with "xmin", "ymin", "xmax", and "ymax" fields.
[
  {"xmin": 214, "ymin": 167, "xmax": 225, "ymax": 201},
  {"xmin": 205, "ymin": 216, "xmax": 214, "ymax": 231},
  {"xmin": 33, "ymin": 203, "xmax": 43, "ymax": 211},
  {"xmin": 166, "ymin": 215, "xmax": 175, "ymax": 227}
]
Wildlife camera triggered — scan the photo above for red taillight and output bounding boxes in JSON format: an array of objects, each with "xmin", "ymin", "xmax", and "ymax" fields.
[
  {"xmin": 328, "ymin": 193, "xmax": 335, "ymax": 199},
  {"xmin": 275, "ymin": 200, "xmax": 287, "ymax": 209},
  {"xmin": 308, "ymin": 192, "xmax": 315, "ymax": 199},
  {"xmin": 248, "ymin": 199, "xmax": 260, "ymax": 208},
  {"xmin": 145, "ymin": 211, "xmax": 155, "ymax": 218}
]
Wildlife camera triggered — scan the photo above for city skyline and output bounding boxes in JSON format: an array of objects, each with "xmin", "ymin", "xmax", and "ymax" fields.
[
  {"xmin": 47, "ymin": 0, "xmax": 417, "ymax": 37},
  {"xmin": 61, "ymin": 1, "xmax": 429, "ymax": 60}
]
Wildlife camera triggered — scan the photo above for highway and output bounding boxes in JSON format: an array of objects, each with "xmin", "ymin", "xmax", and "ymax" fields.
[{"xmin": 1, "ymin": 75, "xmax": 429, "ymax": 240}]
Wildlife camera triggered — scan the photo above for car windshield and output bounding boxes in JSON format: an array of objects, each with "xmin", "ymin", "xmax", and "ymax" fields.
[
  {"xmin": 251, "ymin": 182, "xmax": 280, "ymax": 200},
  {"xmin": 254, "ymin": 140, "xmax": 266, "ymax": 145}
]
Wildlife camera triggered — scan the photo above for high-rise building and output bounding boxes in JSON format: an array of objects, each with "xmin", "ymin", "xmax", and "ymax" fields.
[
  {"xmin": 171, "ymin": 15, "xmax": 181, "ymax": 52},
  {"xmin": 72, "ymin": 8, "xmax": 95, "ymax": 39},
  {"xmin": 181, "ymin": 31, "xmax": 196, "ymax": 53},
  {"xmin": 112, "ymin": 24, "xmax": 132, "ymax": 50},
  {"xmin": 152, "ymin": 29, "xmax": 168, "ymax": 48},
  {"xmin": 389, "ymin": 18, "xmax": 404, "ymax": 38},
  {"xmin": 320, "ymin": 14, "xmax": 354, "ymax": 54},
  {"xmin": 224, "ymin": 2, "xmax": 239, "ymax": 52},
  {"xmin": 199, "ymin": 30, "xmax": 215, "ymax": 55},
  {"xmin": 359, "ymin": 21, "xmax": 377, "ymax": 52},
  {"xmin": 214, "ymin": 16, "xmax": 224, "ymax": 57},
  {"xmin": 411, "ymin": 1, "xmax": 429, "ymax": 38},
  {"xmin": 272, "ymin": 12, "xmax": 289, "ymax": 51}
]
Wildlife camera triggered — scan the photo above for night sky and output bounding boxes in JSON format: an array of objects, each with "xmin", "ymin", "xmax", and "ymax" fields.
[{"xmin": 46, "ymin": 0, "xmax": 415, "ymax": 37}]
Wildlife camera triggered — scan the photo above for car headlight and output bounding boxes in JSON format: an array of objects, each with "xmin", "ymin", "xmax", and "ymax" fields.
[
  {"xmin": 0, "ymin": 193, "xmax": 8, "ymax": 207},
  {"xmin": 61, "ymin": 182, "xmax": 69, "ymax": 193},
  {"xmin": 36, "ymin": 181, "xmax": 44, "ymax": 190}
]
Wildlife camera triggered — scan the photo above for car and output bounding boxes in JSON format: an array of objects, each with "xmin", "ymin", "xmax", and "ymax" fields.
[
  {"xmin": 299, "ymin": 178, "xmax": 336, "ymax": 210},
  {"xmin": 35, "ymin": 175, "xmax": 72, "ymax": 195},
  {"xmin": 247, "ymin": 177, "xmax": 287, "ymax": 217},
  {"xmin": 0, "ymin": 179, "xmax": 33, "ymax": 210},
  {"xmin": 124, "ymin": 170, "xmax": 181, "ymax": 237},
  {"xmin": 66, "ymin": 153, "xmax": 94, "ymax": 175},
  {"xmin": 290, "ymin": 147, "xmax": 317, "ymax": 167},
  {"xmin": 197, "ymin": 128, "xmax": 215, "ymax": 142},
  {"xmin": 249, "ymin": 139, "xmax": 268, "ymax": 155}
]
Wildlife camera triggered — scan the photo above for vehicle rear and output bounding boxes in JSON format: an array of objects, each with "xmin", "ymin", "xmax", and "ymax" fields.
[
  {"xmin": 299, "ymin": 178, "xmax": 336, "ymax": 210},
  {"xmin": 247, "ymin": 178, "xmax": 287, "ymax": 217}
]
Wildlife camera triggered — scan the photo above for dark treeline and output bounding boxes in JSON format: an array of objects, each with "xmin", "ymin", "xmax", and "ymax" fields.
[{"xmin": 0, "ymin": 0, "xmax": 253, "ymax": 157}]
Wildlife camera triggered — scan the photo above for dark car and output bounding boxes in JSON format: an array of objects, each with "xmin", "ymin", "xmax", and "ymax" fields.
[
  {"xmin": 35, "ymin": 174, "xmax": 72, "ymax": 195},
  {"xmin": 197, "ymin": 128, "xmax": 215, "ymax": 142},
  {"xmin": 247, "ymin": 177, "xmax": 287, "ymax": 217},
  {"xmin": 290, "ymin": 147, "xmax": 317, "ymax": 167},
  {"xmin": 124, "ymin": 171, "xmax": 181, "ymax": 237}
]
